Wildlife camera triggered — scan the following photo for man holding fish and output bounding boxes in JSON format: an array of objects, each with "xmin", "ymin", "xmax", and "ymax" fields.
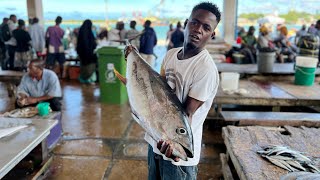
[{"xmin": 116, "ymin": 2, "xmax": 221, "ymax": 179}]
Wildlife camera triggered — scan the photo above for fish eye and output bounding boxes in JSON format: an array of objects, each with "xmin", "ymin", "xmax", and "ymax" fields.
[{"xmin": 176, "ymin": 128, "xmax": 187, "ymax": 135}]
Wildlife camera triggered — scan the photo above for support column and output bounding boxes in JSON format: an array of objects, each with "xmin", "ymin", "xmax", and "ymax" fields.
[
  {"xmin": 223, "ymin": 0, "xmax": 237, "ymax": 44},
  {"xmin": 26, "ymin": 0, "xmax": 44, "ymax": 25}
]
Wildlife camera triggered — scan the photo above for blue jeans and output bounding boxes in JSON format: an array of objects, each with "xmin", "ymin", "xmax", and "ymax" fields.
[{"xmin": 148, "ymin": 145, "xmax": 198, "ymax": 180}]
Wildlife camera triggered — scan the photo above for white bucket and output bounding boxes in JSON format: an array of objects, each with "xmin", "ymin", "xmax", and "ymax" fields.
[
  {"xmin": 296, "ymin": 56, "xmax": 318, "ymax": 68},
  {"xmin": 220, "ymin": 72, "xmax": 240, "ymax": 91}
]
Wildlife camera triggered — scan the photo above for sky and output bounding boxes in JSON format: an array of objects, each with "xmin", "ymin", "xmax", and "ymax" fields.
[{"xmin": 0, "ymin": 0, "xmax": 319, "ymax": 20}]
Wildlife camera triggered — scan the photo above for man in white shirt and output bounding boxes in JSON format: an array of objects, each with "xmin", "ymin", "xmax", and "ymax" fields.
[
  {"xmin": 28, "ymin": 17, "xmax": 45, "ymax": 56},
  {"xmin": 146, "ymin": 2, "xmax": 221, "ymax": 179}
]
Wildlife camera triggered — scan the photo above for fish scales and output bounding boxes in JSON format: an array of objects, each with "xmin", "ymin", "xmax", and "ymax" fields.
[{"xmin": 122, "ymin": 47, "xmax": 194, "ymax": 161}]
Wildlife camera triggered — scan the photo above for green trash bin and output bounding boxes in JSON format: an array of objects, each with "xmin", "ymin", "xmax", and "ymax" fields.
[{"xmin": 97, "ymin": 46, "xmax": 128, "ymax": 104}]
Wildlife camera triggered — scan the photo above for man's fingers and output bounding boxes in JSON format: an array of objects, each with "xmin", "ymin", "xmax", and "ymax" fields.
[
  {"xmin": 173, "ymin": 157, "xmax": 180, "ymax": 162},
  {"xmin": 157, "ymin": 140, "xmax": 164, "ymax": 150},
  {"xmin": 160, "ymin": 141, "xmax": 168, "ymax": 154},
  {"xmin": 124, "ymin": 45, "xmax": 134, "ymax": 59},
  {"xmin": 165, "ymin": 144, "xmax": 173, "ymax": 158}
]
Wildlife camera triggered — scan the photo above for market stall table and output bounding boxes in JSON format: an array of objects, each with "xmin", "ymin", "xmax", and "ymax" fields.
[
  {"xmin": 221, "ymin": 126, "xmax": 320, "ymax": 180},
  {"xmin": 214, "ymin": 79, "xmax": 320, "ymax": 111},
  {"xmin": 0, "ymin": 117, "xmax": 57, "ymax": 179},
  {"xmin": 216, "ymin": 63, "xmax": 320, "ymax": 75}
]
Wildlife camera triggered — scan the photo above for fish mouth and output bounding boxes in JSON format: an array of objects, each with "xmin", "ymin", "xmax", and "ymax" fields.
[{"xmin": 180, "ymin": 143, "xmax": 194, "ymax": 158}]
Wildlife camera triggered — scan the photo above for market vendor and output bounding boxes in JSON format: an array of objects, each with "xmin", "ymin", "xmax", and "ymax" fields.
[{"xmin": 16, "ymin": 59, "xmax": 62, "ymax": 111}]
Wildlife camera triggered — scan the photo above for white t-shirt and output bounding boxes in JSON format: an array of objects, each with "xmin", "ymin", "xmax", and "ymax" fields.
[{"xmin": 144, "ymin": 47, "xmax": 219, "ymax": 166}]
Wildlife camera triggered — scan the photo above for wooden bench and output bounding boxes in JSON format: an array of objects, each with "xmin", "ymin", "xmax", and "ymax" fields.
[{"xmin": 221, "ymin": 111, "xmax": 320, "ymax": 127}]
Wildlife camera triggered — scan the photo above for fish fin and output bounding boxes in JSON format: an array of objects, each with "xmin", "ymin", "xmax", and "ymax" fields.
[{"xmin": 114, "ymin": 69, "xmax": 127, "ymax": 85}]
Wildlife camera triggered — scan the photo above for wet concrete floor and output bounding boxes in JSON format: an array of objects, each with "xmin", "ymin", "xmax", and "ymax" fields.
[{"xmin": 0, "ymin": 81, "xmax": 225, "ymax": 180}]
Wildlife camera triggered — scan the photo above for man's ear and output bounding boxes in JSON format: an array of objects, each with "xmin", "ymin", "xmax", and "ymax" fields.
[
  {"xmin": 211, "ymin": 31, "xmax": 216, "ymax": 40},
  {"xmin": 184, "ymin": 19, "xmax": 188, "ymax": 29}
]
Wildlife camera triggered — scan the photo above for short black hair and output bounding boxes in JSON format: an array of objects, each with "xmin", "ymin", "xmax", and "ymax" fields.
[
  {"xmin": 55, "ymin": 16, "xmax": 62, "ymax": 24},
  {"xmin": 144, "ymin": 20, "xmax": 151, "ymax": 27},
  {"xmin": 177, "ymin": 21, "xmax": 182, "ymax": 28},
  {"xmin": 98, "ymin": 30, "xmax": 108, "ymax": 40},
  {"xmin": 30, "ymin": 59, "xmax": 45, "ymax": 69},
  {"xmin": 18, "ymin": 19, "xmax": 25, "ymax": 26},
  {"xmin": 191, "ymin": 2, "xmax": 221, "ymax": 23},
  {"xmin": 317, "ymin": 20, "xmax": 320, "ymax": 25},
  {"xmin": 130, "ymin": 20, "xmax": 136, "ymax": 29},
  {"xmin": 33, "ymin": 17, "xmax": 39, "ymax": 23},
  {"xmin": 9, "ymin": 14, "xmax": 16, "ymax": 19},
  {"xmin": 249, "ymin": 26, "xmax": 255, "ymax": 31}
]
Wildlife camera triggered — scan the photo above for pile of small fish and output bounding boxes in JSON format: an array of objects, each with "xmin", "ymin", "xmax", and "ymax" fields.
[
  {"xmin": 4, "ymin": 107, "xmax": 38, "ymax": 118},
  {"xmin": 257, "ymin": 145, "xmax": 320, "ymax": 173}
]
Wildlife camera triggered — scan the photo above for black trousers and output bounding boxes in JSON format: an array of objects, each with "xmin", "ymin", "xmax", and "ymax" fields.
[
  {"xmin": 0, "ymin": 42, "xmax": 6, "ymax": 70},
  {"xmin": 16, "ymin": 97, "xmax": 62, "ymax": 111},
  {"xmin": 7, "ymin": 45, "xmax": 16, "ymax": 70}
]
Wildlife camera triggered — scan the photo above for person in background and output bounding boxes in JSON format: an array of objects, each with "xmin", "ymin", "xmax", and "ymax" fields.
[
  {"xmin": 241, "ymin": 26, "xmax": 257, "ymax": 63},
  {"xmin": 274, "ymin": 26, "xmax": 297, "ymax": 63},
  {"xmin": 308, "ymin": 23, "xmax": 317, "ymax": 34},
  {"xmin": 76, "ymin": 19, "xmax": 97, "ymax": 84},
  {"xmin": 170, "ymin": 21, "xmax": 184, "ymax": 48},
  {"xmin": 45, "ymin": 16, "xmax": 65, "ymax": 77},
  {"xmin": 17, "ymin": 59, "xmax": 62, "ymax": 111},
  {"xmin": 139, "ymin": 20, "xmax": 157, "ymax": 68},
  {"xmin": 4, "ymin": 14, "xmax": 17, "ymax": 70},
  {"xmin": 235, "ymin": 27, "xmax": 246, "ymax": 47},
  {"xmin": 312, "ymin": 20, "xmax": 320, "ymax": 65},
  {"xmin": 12, "ymin": 19, "xmax": 31, "ymax": 71},
  {"xmin": 108, "ymin": 21, "xmax": 121, "ymax": 46},
  {"xmin": 166, "ymin": 23, "xmax": 174, "ymax": 50},
  {"xmin": 257, "ymin": 25, "xmax": 274, "ymax": 49},
  {"xmin": 0, "ymin": 17, "xmax": 9, "ymax": 69},
  {"xmin": 125, "ymin": 20, "xmax": 140, "ymax": 49},
  {"xmin": 92, "ymin": 25, "xmax": 97, "ymax": 39},
  {"xmin": 96, "ymin": 29, "xmax": 110, "ymax": 49},
  {"xmin": 295, "ymin": 24, "xmax": 308, "ymax": 44},
  {"xmin": 29, "ymin": 17, "xmax": 45, "ymax": 58},
  {"xmin": 118, "ymin": 21, "xmax": 126, "ymax": 43}
]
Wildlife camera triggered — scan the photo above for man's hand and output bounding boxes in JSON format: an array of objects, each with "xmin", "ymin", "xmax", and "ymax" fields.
[
  {"xmin": 157, "ymin": 140, "xmax": 180, "ymax": 162},
  {"xmin": 25, "ymin": 97, "xmax": 38, "ymax": 105},
  {"xmin": 124, "ymin": 45, "xmax": 138, "ymax": 60},
  {"xmin": 17, "ymin": 98, "xmax": 27, "ymax": 107},
  {"xmin": 17, "ymin": 93, "xmax": 28, "ymax": 107}
]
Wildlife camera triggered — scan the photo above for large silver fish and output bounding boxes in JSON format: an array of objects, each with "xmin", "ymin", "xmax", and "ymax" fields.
[{"xmin": 114, "ymin": 45, "xmax": 194, "ymax": 161}]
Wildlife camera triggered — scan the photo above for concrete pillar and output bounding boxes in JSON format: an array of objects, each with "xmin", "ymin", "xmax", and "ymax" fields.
[
  {"xmin": 223, "ymin": 0, "xmax": 237, "ymax": 44},
  {"xmin": 26, "ymin": 0, "xmax": 44, "ymax": 25}
]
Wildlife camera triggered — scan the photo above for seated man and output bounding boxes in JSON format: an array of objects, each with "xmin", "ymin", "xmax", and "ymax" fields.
[{"xmin": 16, "ymin": 59, "xmax": 62, "ymax": 111}]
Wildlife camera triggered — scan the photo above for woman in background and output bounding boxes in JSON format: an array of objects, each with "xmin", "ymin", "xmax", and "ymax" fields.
[
  {"xmin": 76, "ymin": 19, "xmax": 97, "ymax": 84},
  {"xmin": 274, "ymin": 26, "xmax": 297, "ymax": 63}
]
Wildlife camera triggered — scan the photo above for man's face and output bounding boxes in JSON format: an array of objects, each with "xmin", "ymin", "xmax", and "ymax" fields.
[
  {"xmin": 28, "ymin": 64, "xmax": 40, "ymax": 79},
  {"xmin": 184, "ymin": 9, "xmax": 218, "ymax": 50},
  {"xmin": 12, "ymin": 16, "xmax": 17, "ymax": 23}
]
